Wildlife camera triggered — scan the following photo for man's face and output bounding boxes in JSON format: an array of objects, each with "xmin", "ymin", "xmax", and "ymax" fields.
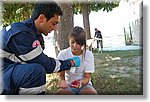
[{"xmin": 38, "ymin": 14, "xmax": 60, "ymax": 36}]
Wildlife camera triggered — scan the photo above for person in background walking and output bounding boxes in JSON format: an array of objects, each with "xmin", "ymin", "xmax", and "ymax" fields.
[{"xmin": 94, "ymin": 28, "xmax": 103, "ymax": 52}]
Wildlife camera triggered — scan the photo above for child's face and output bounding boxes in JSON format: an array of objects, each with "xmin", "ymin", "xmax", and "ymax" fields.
[{"xmin": 69, "ymin": 37, "xmax": 83, "ymax": 55}]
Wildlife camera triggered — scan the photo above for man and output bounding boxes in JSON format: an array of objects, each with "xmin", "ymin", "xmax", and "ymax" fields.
[
  {"xmin": 94, "ymin": 28, "xmax": 103, "ymax": 51},
  {"xmin": 0, "ymin": 1, "xmax": 80, "ymax": 95}
]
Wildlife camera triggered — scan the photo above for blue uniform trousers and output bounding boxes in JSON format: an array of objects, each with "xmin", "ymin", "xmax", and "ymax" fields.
[{"xmin": 2, "ymin": 63, "xmax": 46, "ymax": 95}]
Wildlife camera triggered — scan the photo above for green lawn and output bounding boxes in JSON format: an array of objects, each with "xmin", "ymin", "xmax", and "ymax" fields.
[
  {"xmin": 46, "ymin": 49, "xmax": 143, "ymax": 95},
  {"xmin": 92, "ymin": 49, "xmax": 143, "ymax": 95}
]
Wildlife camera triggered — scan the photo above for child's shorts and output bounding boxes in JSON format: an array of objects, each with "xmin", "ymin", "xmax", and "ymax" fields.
[{"xmin": 66, "ymin": 84, "xmax": 96, "ymax": 95}]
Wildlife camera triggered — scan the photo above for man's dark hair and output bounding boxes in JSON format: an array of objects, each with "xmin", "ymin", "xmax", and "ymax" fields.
[
  {"xmin": 95, "ymin": 28, "xmax": 97, "ymax": 31},
  {"xmin": 31, "ymin": 1, "xmax": 63, "ymax": 20}
]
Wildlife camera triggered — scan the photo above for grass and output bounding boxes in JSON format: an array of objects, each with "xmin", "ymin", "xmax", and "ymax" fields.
[
  {"xmin": 46, "ymin": 49, "xmax": 143, "ymax": 95},
  {"xmin": 92, "ymin": 49, "xmax": 143, "ymax": 95}
]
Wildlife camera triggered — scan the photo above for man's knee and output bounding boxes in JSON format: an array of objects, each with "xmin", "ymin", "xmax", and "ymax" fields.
[
  {"xmin": 23, "ymin": 63, "xmax": 46, "ymax": 82},
  {"xmin": 2, "ymin": 63, "xmax": 46, "ymax": 95},
  {"xmin": 15, "ymin": 63, "xmax": 46, "ymax": 95},
  {"xmin": 13, "ymin": 63, "xmax": 46, "ymax": 87},
  {"xmin": 28, "ymin": 63, "xmax": 46, "ymax": 75},
  {"xmin": 20, "ymin": 63, "xmax": 46, "ymax": 80}
]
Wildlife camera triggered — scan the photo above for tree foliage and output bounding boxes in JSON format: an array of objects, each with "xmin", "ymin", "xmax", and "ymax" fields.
[
  {"xmin": 2, "ymin": 2, "xmax": 33, "ymax": 27},
  {"xmin": 73, "ymin": 0, "xmax": 120, "ymax": 14},
  {"xmin": 2, "ymin": 1, "xmax": 120, "ymax": 27}
]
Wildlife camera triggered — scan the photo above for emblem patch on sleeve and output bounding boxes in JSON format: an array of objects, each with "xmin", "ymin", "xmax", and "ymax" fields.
[{"xmin": 32, "ymin": 40, "xmax": 40, "ymax": 48}]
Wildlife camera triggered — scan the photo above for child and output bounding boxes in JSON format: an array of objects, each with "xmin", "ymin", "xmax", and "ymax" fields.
[{"xmin": 56, "ymin": 26, "xmax": 98, "ymax": 95}]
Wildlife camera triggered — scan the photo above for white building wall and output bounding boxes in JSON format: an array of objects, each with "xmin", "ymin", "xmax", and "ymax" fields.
[{"xmin": 129, "ymin": 0, "xmax": 143, "ymax": 45}]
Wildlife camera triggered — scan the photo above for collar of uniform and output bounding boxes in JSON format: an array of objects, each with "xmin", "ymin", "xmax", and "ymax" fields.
[{"xmin": 23, "ymin": 18, "xmax": 38, "ymax": 34}]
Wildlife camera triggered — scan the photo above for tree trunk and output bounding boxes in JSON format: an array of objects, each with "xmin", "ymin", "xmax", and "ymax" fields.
[
  {"xmin": 81, "ymin": 3, "xmax": 91, "ymax": 39},
  {"xmin": 57, "ymin": 3, "xmax": 74, "ymax": 51}
]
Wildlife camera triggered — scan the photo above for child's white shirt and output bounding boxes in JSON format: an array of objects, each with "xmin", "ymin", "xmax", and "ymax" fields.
[{"xmin": 57, "ymin": 47, "xmax": 95, "ymax": 84}]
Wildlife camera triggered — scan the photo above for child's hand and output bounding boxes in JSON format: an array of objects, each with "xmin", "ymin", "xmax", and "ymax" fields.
[
  {"xmin": 70, "ymin": 80, "xmax": 82, "ymax": 88},
  {"xmin": 58, "ymin": 80, "xmax": 68, "ymax": 89}
]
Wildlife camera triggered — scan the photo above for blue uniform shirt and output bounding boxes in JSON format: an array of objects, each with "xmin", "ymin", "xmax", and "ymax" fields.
[{"xmin": 0, "ymin": 18, "xmax": 72, "ymax": 73}]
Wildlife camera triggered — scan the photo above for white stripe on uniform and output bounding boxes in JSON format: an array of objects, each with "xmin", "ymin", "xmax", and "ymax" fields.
[
  {"xmin": 53, "ymin": 59, "xmax": 61, "ymax": 72},
  {"xmin": 0, "ymin": 45, "xmax": 43, "ymax": 63},
  {"xmin": 19, "ymin": 84, "xmax": 45, "ymax": 95}
]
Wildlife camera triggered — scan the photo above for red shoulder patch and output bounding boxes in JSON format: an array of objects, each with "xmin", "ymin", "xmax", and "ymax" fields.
[{"xmin": 32, "ymin": 40, "xmax": 40, "ymax": 48}]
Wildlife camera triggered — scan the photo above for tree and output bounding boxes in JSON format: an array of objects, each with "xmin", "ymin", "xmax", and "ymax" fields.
[
  {"xmin": 81, "ymin": 2, "xmax": 91, "ymax": 39},
  {"xmin": 73, "ymin": 0, "xmax": 120, "ymax": 39},
  {"xmin": 2, "ymin": 2, "xmax": 33, "ymax": 27},
  {"xmin": 57, "ymin": 2, "xmax": 74, "ymax": 50},
  {"xmin": 1, "ymin": 1, "xmax": 120, "ymax": 52}
]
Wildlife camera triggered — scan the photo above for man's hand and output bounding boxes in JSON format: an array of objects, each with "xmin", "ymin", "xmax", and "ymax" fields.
[{"xmin": 69, "ymin": 57, "xmax": 80, "ymax": 67}]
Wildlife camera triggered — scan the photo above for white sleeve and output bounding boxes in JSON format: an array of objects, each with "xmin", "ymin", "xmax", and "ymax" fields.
[
  {"xmin": 57, "ymin": 50, "xmax": 65, "ymax": 60},
  {"xmin": 57, "ymin": 48, "xmax": 71, "ymax": 60},
  {"xmin": 84, "ymin": 51, "xmax": 95, "ymax": 73}
]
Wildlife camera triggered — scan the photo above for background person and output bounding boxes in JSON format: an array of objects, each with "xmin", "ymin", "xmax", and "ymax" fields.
[
  {"xmin": 0, "ymin": 1, "xmax": 80, "ymax": 95},
  {"xmin": 94, "ymin": 28, "xmax": 103, "ymax": 51},
  {"xmin": 56, "ymin": 26, "xmax": 98, "ymax": 95}
]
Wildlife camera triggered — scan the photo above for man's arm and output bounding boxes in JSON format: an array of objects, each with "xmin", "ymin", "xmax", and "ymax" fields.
[
  {"xmin": 7, "ymin": 32, "xmax": 80, "ymax": 73},
  {"xmin": 94, "ymin": 32, "xmax": 96, "ymax": 38}
]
